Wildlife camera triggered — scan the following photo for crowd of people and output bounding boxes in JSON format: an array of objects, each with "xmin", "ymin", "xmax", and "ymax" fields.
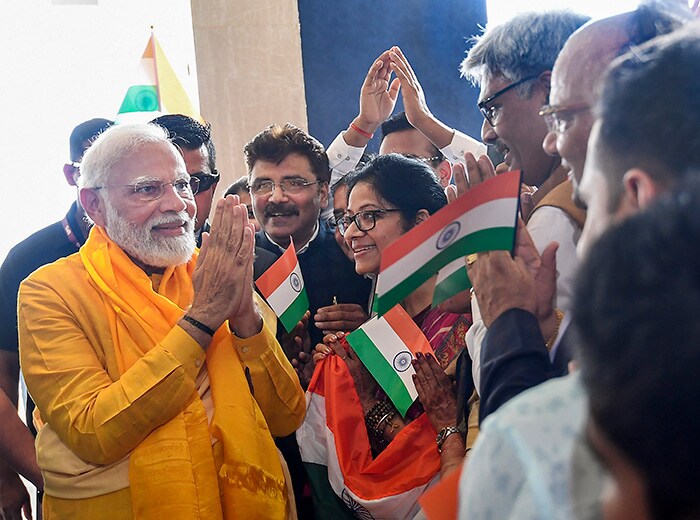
[{"xmin": 0, "ymin": 2, "xmax": 699, "ymax": 519}]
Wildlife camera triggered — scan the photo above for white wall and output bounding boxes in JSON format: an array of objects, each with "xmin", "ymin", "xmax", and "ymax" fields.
[{"xmin": 0, "ymin": 0, "xmax": 199, "ymax": 262}]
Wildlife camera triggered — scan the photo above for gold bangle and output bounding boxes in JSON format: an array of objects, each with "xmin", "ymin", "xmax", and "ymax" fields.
[{"xmin": 545, "ymin": 309, "xmax": 564, "ymax": 351}]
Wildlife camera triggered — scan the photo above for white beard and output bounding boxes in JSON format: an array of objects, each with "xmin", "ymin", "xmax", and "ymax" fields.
[{"xmin": 104, "ymin": 201, "xmax": 196, "ymax": 268}]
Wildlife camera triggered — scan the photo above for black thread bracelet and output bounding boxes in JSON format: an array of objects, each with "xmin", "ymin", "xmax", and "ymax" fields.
[{"xmin": 182, "ymin": 315, "xmax": 216, "ymax": 336}]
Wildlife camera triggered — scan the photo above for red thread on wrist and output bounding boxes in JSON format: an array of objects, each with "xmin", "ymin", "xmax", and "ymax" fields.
[{"xmin": 350, "ymin": 122, "xmax": 374, "ymax": 139}]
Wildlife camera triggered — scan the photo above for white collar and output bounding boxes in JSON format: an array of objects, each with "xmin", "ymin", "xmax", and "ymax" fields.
[{"xmin": 265, "ymin": 221, "xmax": 320, "ymax": 255}]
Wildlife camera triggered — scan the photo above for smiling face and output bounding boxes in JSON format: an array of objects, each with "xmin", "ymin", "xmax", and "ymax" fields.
[
  {"xmin": 479, "ymin": 74, "xmax": 557, "ymax": 186},
  {"xmin": 82, "ymin": 141, "xmax": 196, "ymax": 269},
  {"xmin": 249, "ymin": 153, "xmax": 328, "ymax": 249},
  {"xmin": 344, "ymin": 181, "xmax": 409, "ymax": 275}
]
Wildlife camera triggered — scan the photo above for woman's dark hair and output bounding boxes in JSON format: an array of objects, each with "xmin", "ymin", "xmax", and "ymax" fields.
[{"xmin": 345, "ymin": 153, "xmax": 447, "ymax": 227}]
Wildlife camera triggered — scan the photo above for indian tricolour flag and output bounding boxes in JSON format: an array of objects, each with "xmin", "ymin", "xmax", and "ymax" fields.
[
  {"xmin": 346, "ymin": 305, "xmax": 433, "ymax": 416},
  {"xmin": 116, "ymin": 33, "xmax": 202, "ymax": 123},
  {"xmin": 255, "ymin": 240, "xmax": 309, "ymax": 333},
  {"xmin": 432, "ymin": 258, "xmax": 470, "ymax": 308},
  {"xmin": 375, "ymin": 170, "xmax": 521, "ymax": 316},
  {"xmin": 298, "ymin": 353, "xmax": 441, "ymax": 520}
]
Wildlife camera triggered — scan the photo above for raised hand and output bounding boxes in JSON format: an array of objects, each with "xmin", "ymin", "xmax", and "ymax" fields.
[
  {"xmin": 466, "ymin": 220, "xmax": 558, "ymax": 333},
  {"xmin": 412, "ymin": 352, "xmax": 457, "ymax": 432},
  {"xmin": 187, "ymin": 195, "xmax": 260, "ymax": 342},
  {"xmin": 350, "ymin": 50, "xmax": 401, "ymax": 143},
  {"xmin": 387, "ymin": 46, "xmax": 432, "ymax": 128},
  {"xmin": 467, "ymin": 250, "xmax": 537, "ymax": 327},
  {"xmin": 388, "ymin": 46, "xmax": 457, "ymax": 149}
]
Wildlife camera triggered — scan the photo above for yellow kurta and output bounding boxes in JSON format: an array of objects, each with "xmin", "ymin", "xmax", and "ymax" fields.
[{"xmin": 18, "ymin": 227, "xmax": 305, "ymax": 519}]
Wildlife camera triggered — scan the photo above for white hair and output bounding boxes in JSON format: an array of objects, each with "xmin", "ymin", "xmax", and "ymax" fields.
[
  {"xmin": 79, "ymin": 123, "xmax": 173, "ymax": 189},
  {"xmin": 103, "ymin": 199, "xmax": 196, "ymax": 267},
  {"xmin": 461, "ymin": 10, "xmax": 590, "ymax": 95}
]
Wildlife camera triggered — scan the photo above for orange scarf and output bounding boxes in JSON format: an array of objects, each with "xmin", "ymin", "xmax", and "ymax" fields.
[{"xmin": 80, "ymin": 227, "xmax": 288, "ymax": 519}]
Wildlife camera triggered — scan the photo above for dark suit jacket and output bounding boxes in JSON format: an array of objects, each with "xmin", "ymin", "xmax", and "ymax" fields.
[
  {"xmin": 254, "ymin": 223, "xmax": 372, "ymax": 346},
  {"xmin": 479, "ymin": 308, "xmax": 574, "ymax": 423}
]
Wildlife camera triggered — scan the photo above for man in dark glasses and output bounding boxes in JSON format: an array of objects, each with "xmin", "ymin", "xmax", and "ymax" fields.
[{"xmin": 151, "ymin": 114, "xmax": 221, "ymax": 246}]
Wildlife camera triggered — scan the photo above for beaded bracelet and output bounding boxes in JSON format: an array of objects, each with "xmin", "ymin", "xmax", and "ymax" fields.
[{"xmin": 364, "ymin": 400, "xmax": 396, "ymax": 437}]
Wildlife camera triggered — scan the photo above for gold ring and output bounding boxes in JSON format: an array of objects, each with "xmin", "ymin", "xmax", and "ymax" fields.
[{"xmin": 466, "ymin": 254, "xmax": 478, "ymax": 267}]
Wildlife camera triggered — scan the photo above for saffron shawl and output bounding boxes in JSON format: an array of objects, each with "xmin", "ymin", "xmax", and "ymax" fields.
[{"xmin": 80, "ymin": 227, "xmax": 288, "ymax": 519}]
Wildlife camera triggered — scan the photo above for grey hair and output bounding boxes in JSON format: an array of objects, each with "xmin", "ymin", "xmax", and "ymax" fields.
[
  {"xmin": 79, "ymin": 123, "xmax": 173, "ymax": 189},
  {"xmin": 461, "ymin": 10, "xmax": 590, "ymax": 95}
]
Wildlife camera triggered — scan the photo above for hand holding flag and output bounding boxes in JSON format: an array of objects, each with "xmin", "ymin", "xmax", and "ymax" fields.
[
  {"xmin": 255, "ymin": 240, "xmax": 309, "ymax": 333},
  {"xmin": 346, "ymin": 305, "xmax": 433, "ymax": 416}
]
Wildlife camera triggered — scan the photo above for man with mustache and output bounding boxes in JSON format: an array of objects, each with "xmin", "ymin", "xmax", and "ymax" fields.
[
  {"xmin": 245, "ymin": 124, "xmax": 372, "ymax": 349},
  {"xmin": 18, "ymin": 123, "xmax": 305, "ymax": 519}
]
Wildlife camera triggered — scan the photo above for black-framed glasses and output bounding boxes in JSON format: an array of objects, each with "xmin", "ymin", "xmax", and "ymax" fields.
[
  {"xmin": 478, "ymin": 75, "xmax": 539, "ymax": 127},
  {"xmin": 190, "ymin": 170, "xmax": 220, "ymax": 192},
  {"xmin": 539, "ymin": 103, "xmax": 591, "ymax": 134},
  {"xmin": 94, "ymin": 177, "xmax": 200, "ymax": 202},
  {"xmin": 249, "ymin": 178, "xmax": 321, "ymax": 197},
  {"xmin": 337, "ymin": 208, "xmax": 404, "ymax": 236}
]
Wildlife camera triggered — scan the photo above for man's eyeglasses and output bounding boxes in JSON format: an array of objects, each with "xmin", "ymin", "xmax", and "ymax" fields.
[
  {"xmin": 478, "ymin": 75, "xmax": 539, "ymax": 127},
  {"xmin": 539, "ymin": 103, "xmax": 591, "ymax": 134},
  {"xmin": 337, "ymin": 208, "xmax": 404, "ymax": 236},
  {"xmin": 404, "ymin": 154, "xmax": 444, "ymax": 166},
  {"xmin": 250, "ymin": 178, "xmax": 321, "ymax": 197},
  {"xmin": 326, "ymin": 216, "xmax": 339, "ymax": 231},
  {"xmin": 94, "ymin": 177, "xmax": 200, "ymax": 202},
  {"xmin": 190, "ymin": 170, "xmax": 220, "ymax": 193}
]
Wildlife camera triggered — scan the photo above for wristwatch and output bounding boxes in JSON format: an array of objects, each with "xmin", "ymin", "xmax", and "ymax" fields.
[{"xmin": 436, "ymin": 425, "xmax": 461, "ymax": 452}]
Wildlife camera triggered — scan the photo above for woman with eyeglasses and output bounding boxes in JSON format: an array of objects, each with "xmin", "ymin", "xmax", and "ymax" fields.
[{"xmin": 303, "ymin": 154, "xmax": 476, "ymax": 519}]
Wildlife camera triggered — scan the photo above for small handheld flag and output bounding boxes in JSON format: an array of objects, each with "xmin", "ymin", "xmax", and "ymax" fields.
[
  {"xmin": 374, "ymin": 170, "xmax": 521, "ymax": 316},
  {"xmin": 255, "ymin": 240, "xmax": 309, "ymax": 333},
  {"xmin": 432, "ymin": 258, "xmax": 470, "ymax": 308},
  {"xmin": 346, "ymin": 305, "xmax": 433, "ymax": 416}
]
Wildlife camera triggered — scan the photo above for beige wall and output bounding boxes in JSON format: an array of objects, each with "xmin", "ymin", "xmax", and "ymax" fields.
[{"xmin": 190, "ymin": 0, "xmax": 309, "ymax": 196}]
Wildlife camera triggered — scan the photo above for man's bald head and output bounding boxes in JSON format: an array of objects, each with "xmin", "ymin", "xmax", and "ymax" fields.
[{"xmin": 544, "ymin": 4, "xmax": 688, "ymax": 198}]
